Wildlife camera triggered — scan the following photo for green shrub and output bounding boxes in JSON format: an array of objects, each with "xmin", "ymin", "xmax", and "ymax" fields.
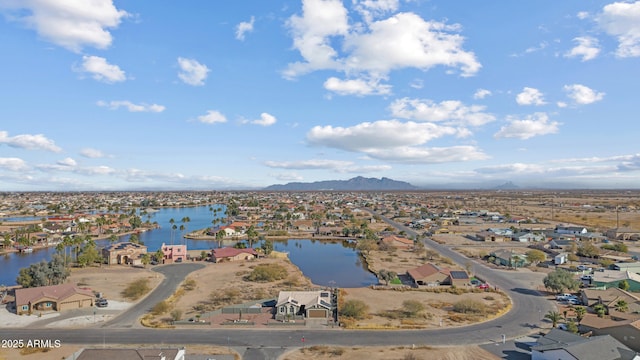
[
  {"xmin": 244, "ymin": 263, "xmax": 288, "ymax": 282},
  {"xmin": 121, "ymin": 278, "xmax": 151, "ymax": 300},
  {"xmin": 340, "ymin": 299, "xmax": 369, "ymax": 320},
  {"xmin": 452, "ymin": 299, "xmax": 486, "ymax": 314}
]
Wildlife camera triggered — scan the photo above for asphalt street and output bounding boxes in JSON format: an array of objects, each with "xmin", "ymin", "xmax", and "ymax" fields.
[{"xmin": 0, "ymin": 214, "xmax": 556, "ymax": 359}]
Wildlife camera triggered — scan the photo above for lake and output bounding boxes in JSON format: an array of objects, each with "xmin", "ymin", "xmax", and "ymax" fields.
[{"xmin": 0, "ymin": 206, "xmax": 377, "ymax": 288}]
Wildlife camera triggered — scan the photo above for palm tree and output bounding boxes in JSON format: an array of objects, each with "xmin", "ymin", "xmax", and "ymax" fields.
[
  {"xmin": 545, "ymin": 311, "xmax": 562, "ymax": 328},
  {"xmin": 169, "ymin": 218, "xmax": 175, "ymax": 245},
  {"xmin": 574, "ymin": 306, "xmax": 586, "ymax": 323},
  {"xmin": 614, "ymin": 300, "xmax": 628, "ymax": 313}
]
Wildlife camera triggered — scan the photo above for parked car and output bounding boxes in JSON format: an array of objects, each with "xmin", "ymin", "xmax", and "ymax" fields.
[
  {"xmin": 557, "ymin": 323, "xmax": 568, "ymax": 330},
  {"xmin": 567, "ymin": 298, "xmax": 581, "ymax": 305},
  {"xmin": 175, "ymin": 258, "xmax": 183, "ymax": 263},
  {"xmin": 95, "ymin": 298, "xmax": 108, "ymax": 308},
  {"xmin": 581, "ymin": 275, "xmax": 593, "ymax": 281},
  {"xmin": 577, "ymin": 265, "xmax": 592, "ymax": 271},
  {"xmin": 478, "ymin": 283, "xmax": 490, "ymax": 290}
]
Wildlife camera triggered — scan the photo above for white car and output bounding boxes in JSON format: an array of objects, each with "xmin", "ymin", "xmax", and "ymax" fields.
[
  {"xmin": 556, "ymin": 293, "xmax": 572, "ymax": 301},
  {"xmin": 567, "ymin": 298, "xmax": 581, "ymax": 305}
]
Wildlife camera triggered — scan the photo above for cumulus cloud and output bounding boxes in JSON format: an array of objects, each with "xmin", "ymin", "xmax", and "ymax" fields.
[
  {"xmin": 284, "ymin": 1, "xmax": 480, "ymax": 86},
  {"xmin": 494, "ymin": 112, "xmax": 560, "ymax": 140},
  {"xmin": 235, "ymin": 16, "xmax": 255, "ymax": 40},
  {"xmin": 0, "ymin": 157, "xmax": 28, "ymax": 171},
  {"xmin": 597, "ymin": 1, "xmax": 640, "ymax": 58},
  {"xmin": 473, "ymin": 89, "xmax": 492, "ymax": 99},
  {"xmin": 177, "ymin": 57, "xmax": 210, "ymax": 86},
  {"xmin": 0, "ymin": 0, "xmax": 128, "ymax": 52},
  {"xmin": 353, "ymin": 0, "xmax": 400, "ymax": 23},
  {"xmin": 80, "ymin": 148, "xmax": 106, "ymax": 158},
  {"xmin": 57, "ymin": 157, "xmax": 77, "ymax": 167},
  {"xmin": 97, "ymin": 100, "xmax": 165, "ymax": 112},
  {"xmin": 563, "ymin": 84, "xmax": 605, "ymax": 105},
  {"xmin": 307, "ymin": 120, "xmax": 457, "ymax": 152},
  {"xmin": 197, "ymin": 110, "xmax": 227, "ymax": 124},
  {"xmin": 516, "ymin": 87, "xmax": 546, "ymax": 106},
  {"xmin": 249, "ymin": 113, "xmax": 277, "ymax": 126},
  {"xmin": 389, "ymin": 98, "xmax": 495, "ymax": 126},
  {"xmin": 323, "ymin": 76, "xmax": 392, "ymax": 96},
  {"xmin": 78, "ymin": 55, "xmax": 126, "ymax": 83},
  {"xmin": 564, "ymin": 36, "xmax": 601, "ymax": 61},
  {"xmin": 0, "ymin": 131, "xmax": 61, "ymax": 152}
]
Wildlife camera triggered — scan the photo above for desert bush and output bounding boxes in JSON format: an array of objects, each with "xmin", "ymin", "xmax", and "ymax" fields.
[
  {"xmin": 340, "ymin": 299, "xmax": 369, "ymax": 320},
  {"xmin": 121, "ymin": 278, "xmax": 151, "ymax": 300},
  {"xmin": 453, "ymin": 299, "xmax": 486, "ymax": 314},
  {"xmin": 244, "ymin": 263, "xmax": 288, "ymax": 282},
  {"xmin": 152, "ymin": 300, "xmax": 171, "ymax": 315},
  {"xmin": 182, "ymin": 278, "xmax": 197, "ymax": 291},
  {"xmin": 170, "ymin": 309, "xmax": 183, "ymax": 321}
]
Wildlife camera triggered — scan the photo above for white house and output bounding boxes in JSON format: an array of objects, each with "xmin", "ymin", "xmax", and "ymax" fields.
[{"xmin": 554, "ymin": 253, "xmax": 568, "ymax": 265}]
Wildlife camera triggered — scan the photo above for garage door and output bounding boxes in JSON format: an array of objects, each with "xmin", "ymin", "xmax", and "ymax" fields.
[{"xmin": 307, "ymin": 309, "xmax": 326, "ymax": 318}]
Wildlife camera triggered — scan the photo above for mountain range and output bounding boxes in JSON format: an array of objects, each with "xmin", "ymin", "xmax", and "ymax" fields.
[{"xmin": 263, "ymin": 176, "xmax": 419, "ymax": 191}]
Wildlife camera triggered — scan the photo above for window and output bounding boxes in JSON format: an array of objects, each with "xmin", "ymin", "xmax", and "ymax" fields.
[
  {"xmin": 22, "ymin": 305, "xmax": 28, "ymax": 311},
  {"xmin": 280, "ymin": 306, "xmax": 285, "ymax": 313},
  {"xmin": 46, "ymin": 302, "xmax": 52, "ymax": 307},
  {"xmin": 290, "ymin": 305, "xmax": 295, "ymax": 314}
]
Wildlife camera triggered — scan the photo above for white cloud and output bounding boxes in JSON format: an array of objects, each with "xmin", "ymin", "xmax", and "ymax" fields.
[
  {"xmin": 563, "ymin": 84, "xmax": 605, "ymax": 105},
  {"xmin": 0, "ymin": 0, "xmax": 128, "ymax": 52},
  {"xmin": 516, "ymin": 87, "xmax": 546, "ymax": 106},
  {"xmin": 389, "ymin": 98, "xmax": 495, "ymax": 126},
  {"xmin": 363, "ymin": 145, "xmax": 488, "ymax": 163},
  {"xmin": 80, "ymin": 148, "xmax": 105, "ymax": 158},
  {"xmin": 597, "ymin": 1, "xmax": 640, "ymax": 57},
  {"xmin": 79, "ymin": 55, "xmax": 126, "ymax": 83},
  {"xmin": 265, "ymin": 159, "xmax": 392, "ymax": 173},
  {"xmin": 0, "ymin": 157, "xmax": 28, "ymax": 171},
  {"xmin": 197, "ymin": 110, "xmax": 227, "ymax": 124},
  {"xmin": 473, "ymin": 89, "xmax": 492, "ymax": 99},
  {"xmin": 250, "ymin": 113, "xmax": 277, "ymax": 126},
  {"xmin": 57, "ymin": 157, "xmax": 77, "ymax": 167},
  {"xmin": 97, "ymin": 100, "xmax": 165, "ymax": 112},
  {"xmin": 235, "ymin": 16, "xmax": 255, "ymax": 41},
  {"xmin": 0, "ymin": 131, "xmax": 61, "ymax": 152},
  {"xmin": 564, "ymin": 36, "xmax": 601, "ymax": 61},
  {"xmin": 307, "ymin": 120, "xmax": 457, "ymax": 152},
  {"xmin": 271, "ymin": 172, "xmax": 304, "ymax": 182},
  {"xmin": 177, "ymin": 57, "xmax": 210, "ymax": 86},
  {"xmin": 494, "ymin": 112, "xmax": 560, "ymax": 140},
  {"xmin": 284, "ymin": 2, "xmax": 480, "ymax": 81},
  {"xmin": 353, "ymin": 0, "xmax": 399, "ymax": 23},
  {"xmin": 577, "ymin": 11, "xmax": 590, "ymax": 20},
  {"xmin": 323, "ymin": 76, "xmax": 392, "ymax": 96}
]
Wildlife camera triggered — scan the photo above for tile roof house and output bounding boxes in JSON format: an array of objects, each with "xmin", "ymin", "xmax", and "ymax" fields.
[
  {"xmin": 210, "ymin": 247, "xmax": 257, "ymax": 263},
  {"xmin": 531, "ymin": 328, "xmax": 639, "ymax": 360},
  {"xmin": 102, "ymin": 241, "xmax": 147, "ymax": 265},
  {"xmin": 406, "ymin": 263, "xmax": 469, "ymax": 287},
  {"xmin": 14, "ymin": 283, "xmax": 94, "ymax": 315}
]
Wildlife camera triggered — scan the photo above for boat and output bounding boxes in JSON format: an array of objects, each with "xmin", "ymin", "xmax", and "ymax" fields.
[{"xmin": 19, "ymin": 247, "xmax": 34, "ymax": 253}]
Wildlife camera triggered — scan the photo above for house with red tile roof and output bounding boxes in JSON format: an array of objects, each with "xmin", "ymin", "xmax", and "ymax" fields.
[
  {"xmin": 14, "ymin": 283, "xmax": 94, "ymax": 315},
  {"xmin": 210, "ymin": 247, "xmax": 258, "ymax": 263}
]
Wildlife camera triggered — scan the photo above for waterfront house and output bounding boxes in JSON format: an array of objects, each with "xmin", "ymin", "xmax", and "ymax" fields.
[
  {"xmin": 160, "ymin": 242, "xmax": 187, "ymax": 264},
  {"xmin": 210, "ymin": 247, "xmax": 257, "ymax": 263},
  {"xmin": 102, "ymin": 242, "xmax": 148, "ymax": 265},
  {"xmin": 14, "ymin": 283, "xmax": 94, "ymax": 315},
  {"xmin": 406, "ymin": 263, "xmax": 469, "ymax": 287}
]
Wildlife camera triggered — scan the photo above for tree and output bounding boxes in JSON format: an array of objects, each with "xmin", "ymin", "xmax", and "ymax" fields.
[
  {"xmin": 140, "ymin": 253, "xmax": 150, "ymax": 267},
  {"xmin": 545, "ymin": 311, "xmax": 562, "ymax": 328},
  {"xmin": 356, "ymin": 238, "xmax": 377, "ymax": 255},
  {"xmin": 525, "ymin": 249, "xmax": 546, "ymax": 266},
  {"xmin": 614, "ymin": 299, "xmax": 628, "ymax": 313},
  {"xmin": 618, "ymin": 280, "xmax": 630, "ymax": 291},
  {"xmin": 260, "ymin": 240, "xmax": 274, "ymax": 256},
  {"xmin": 574, "ymin": 306, "xmax": 586, "ymax": 323},
  {"xmin": 16, "ymin": 254, "xmax": 70, "ymax": 288},
  {"xmin": 77, "ymin": 239, "xmax": 101, "ymax": 267},
  {"xmin": 340, "ymin": 299, "xmax": 368, "ymax": 320},
  {"xmin": 543, "ymin": 269, "xmax": 580, "ymax": 293},
  {"xmin": 593, "ymin": 303, "xmax": 607, "ymax": 318},
  {"xmin": 577, "ymin": 243, "xmax": 600, "ymax": 258},
  {"xmin": 566, "ymin": 320, "xmax": 579, "ymax": 333},
  {"xmin": 245, "ymin": 225, "xmax": 259, "ymax": 248}
]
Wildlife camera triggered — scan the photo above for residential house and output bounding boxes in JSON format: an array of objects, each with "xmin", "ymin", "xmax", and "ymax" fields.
[
  {"xmin": 549, "ymin": 238, "xmax": 578, "ymax": 250},
  {"xmin": 71, "ymin": 347, "xmax": 186, "ymax": 360},
  {"xmin": 210, "ymin": 247, "xmax": 257, "ymax": 263},
  {"xmin": 275, "ymin": 290, "xmax": 333, "ymax": 321},
  {"xmin": 490, "ymin": 250, "xmax": 528, "ymax": 268},
  {"xmin": 406, "ymin": 263, "xmax": 469, "ymax": 287},
  {"xmin": 512, "ymin": 231, "xmax": 545, "ymax": 242},
  {"xmin": 102, "ymin": 242, "xmax": 147, "ymax": 265},
  {"xmin": 160, "ymin": 242, "xmax": 187, "ymax": 264},
  {"xmin": 556, "ymin": 225, "xmax": 589, "ymax": 235},
  {"xmin": 476, "ymin": 230, "xmax": 509, "ymax": 242},
  {"xmin": 531, "ymin": 328, "xmax": 639, "ymax": 360},
  {"xmin": 613, "ymin": 262, "xmax": 640, "ymax": 274},
  {"xmin": 14, "ymin": 284, "xmax": 94, "ymax": 315},
  {"xmin": 380, "ymin": 235, "xmax": 414, "ymax": 250},
  {"xmin": 592, "ymin": 270, "xmax": 640, "ymax": 292}
]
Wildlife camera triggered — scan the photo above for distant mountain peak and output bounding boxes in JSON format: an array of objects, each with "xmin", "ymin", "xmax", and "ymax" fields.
[
  {"xmin": 495, "ymin": 181, "xmax": 519, "ymax": 190},
  {"xmin": 264, "ymin": 176, "xmax": 418, "ymax": 191}
]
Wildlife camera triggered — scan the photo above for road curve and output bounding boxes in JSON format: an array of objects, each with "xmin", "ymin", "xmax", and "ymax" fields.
[{"xmin": 0, "ymin": 218, "xmax": 555, "ymax": 349}]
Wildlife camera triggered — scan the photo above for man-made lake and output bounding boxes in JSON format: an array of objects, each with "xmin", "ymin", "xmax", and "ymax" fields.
[{"xmin": 1, "ymin": 206, "xmax": 377, "ymax": 288}]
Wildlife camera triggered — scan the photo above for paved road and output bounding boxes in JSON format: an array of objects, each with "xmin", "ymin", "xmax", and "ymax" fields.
[
  {"xmin": 103, "ymin": 262, "xmax": 205, "ymax": 328},
  {"xmin": 0, "ymin": 219, "xmax": 555, "ymax": 359}
]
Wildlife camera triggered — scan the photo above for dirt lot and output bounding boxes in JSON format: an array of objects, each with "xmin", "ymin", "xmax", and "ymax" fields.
[
  {"xmin": 281, "ymin": 345, "xmax": 499, "ymax": 360},
  {"xmin": 68, "ymin": 265, "xmax": 164, "ymax": 302}
]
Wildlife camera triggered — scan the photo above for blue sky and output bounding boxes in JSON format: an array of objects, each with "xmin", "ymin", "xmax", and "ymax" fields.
[{"xmin": 0, "ymin": 0, "xmax": 639, "ymax": 191}]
